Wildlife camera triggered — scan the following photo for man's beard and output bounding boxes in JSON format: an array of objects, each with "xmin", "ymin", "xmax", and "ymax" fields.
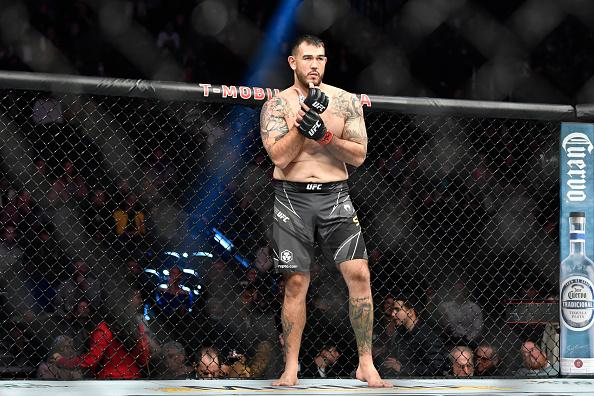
[{"xmin": 296, "ymin": 69, "xmax": 323, "ymax": 87}]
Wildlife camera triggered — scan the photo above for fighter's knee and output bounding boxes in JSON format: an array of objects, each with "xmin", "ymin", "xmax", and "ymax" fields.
[
  {"xmin": 284, "ymin": 272, "xmax": 310, "ymax": 297},
  {"xmin": 351, "ymin": 269, "xmax": 370, "ymax": 285},
  {"xmin": 343, "ymin": 263, "xmax": 370, "ymax": 285}
]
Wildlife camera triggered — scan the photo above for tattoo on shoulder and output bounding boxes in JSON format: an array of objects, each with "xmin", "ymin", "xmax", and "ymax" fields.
[
  {"xmin": 260, "ymin": 96, "xmax": 292, "ymax": 143},
  {"xmin": 331, "ymin": 91, "xmax": 363, "ymax": 120},
  {"xmin": 337, "ymin": 92, "xmax": 367, "ymax": 146}
]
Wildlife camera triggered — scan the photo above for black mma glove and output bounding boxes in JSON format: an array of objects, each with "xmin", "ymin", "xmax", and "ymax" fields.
[
  {"xmin": 303, "ymin": 86, "xmax": 329, "ymax": 113},
  {"xmin": 298, "ymin": 110, "xmax": 333, "ymax": 145}
]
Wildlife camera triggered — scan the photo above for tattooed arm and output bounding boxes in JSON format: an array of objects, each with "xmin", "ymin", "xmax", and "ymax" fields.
[
  {"xmin": 260, "ymin": 96, "xmax": 305, "ymax": 169},
  {"xmin": 325, "ymin": 91, "xmax": 368, "ymax": 167}
]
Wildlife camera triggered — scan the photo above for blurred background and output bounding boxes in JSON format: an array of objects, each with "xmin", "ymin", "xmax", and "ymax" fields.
[{"xmin": 2, "ymin": 0, "xmax": 594, "ymax": 103}]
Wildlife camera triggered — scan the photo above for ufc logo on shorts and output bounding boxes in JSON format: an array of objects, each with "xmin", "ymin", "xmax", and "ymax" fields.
[
  {"xmin": 306, "ymin": 184, "xmax": 322, "ymax": 190},
  {"xmin": 276, "ymin": 210, "xmax": 290, "ymax": 222}
]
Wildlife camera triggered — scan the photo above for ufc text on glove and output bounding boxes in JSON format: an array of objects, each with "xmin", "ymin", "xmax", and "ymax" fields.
[
  {"xmin": 304, "ymin": 87, "xmax": 329, "ymax": 114},
  {"xmin": 298, "ymin": 110, "xmax": 333, "ymax": 145}
]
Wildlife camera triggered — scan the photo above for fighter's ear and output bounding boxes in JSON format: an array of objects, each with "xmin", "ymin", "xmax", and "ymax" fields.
[{"xmin": 288, "ymin": 55, "xmax": 296, "ymax": 70}]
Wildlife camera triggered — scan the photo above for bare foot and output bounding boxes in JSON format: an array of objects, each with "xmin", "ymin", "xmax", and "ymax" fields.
[
  {"xmin": 272, "ymin": 371, "xmax": 298, "ymax": 386},
  {"xmin": 356, "ymin": 366, "xmax": 393, "ymax": 388}
]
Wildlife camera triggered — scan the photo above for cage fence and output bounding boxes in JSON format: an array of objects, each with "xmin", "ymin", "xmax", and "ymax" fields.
[{"xmin": 0, "ymin": 73, "xmax": 575, "ymax": 379}]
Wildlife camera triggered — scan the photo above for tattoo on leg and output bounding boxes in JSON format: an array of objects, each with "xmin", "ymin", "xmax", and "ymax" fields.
[
  {"xmin": 281, "ymin": 311, "xmax": 294, "ymax": 357},
  {"xmin": 349, "ymin": 296, "xmax": 373, "ymax": 355}
]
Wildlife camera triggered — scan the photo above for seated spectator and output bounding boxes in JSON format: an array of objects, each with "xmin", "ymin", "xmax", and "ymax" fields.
[
  {"xmin": 248, "ymin": 244, "xmax": 279, "ymax": 311},
  {"xmin": 113, "ymin": 193, "xmax": 147, "ymax": 254},
  {"xmin": 1, "ymin": 190, "xmax": 45, "ymax": 232},
  {"xmin": 238, "ymin": 267, "xmax": 259, "ymax": 290},
  {"xmin": 450, "ymin": 346, "xmax": 474, "ymax": 377},
  {"xmin": 124, "ymin": 257, "xmax": 154, "ymax": 302},
  {"xmin": 83, "ymin": 188, "xmax": 113, "ymax": 243},
  {"xmin": 238, "ymin": 284, "xmax": 261, "ymax": 326},
  {"xmin": 63, "ymin": 298, "xmax": 94, "ymax": 352},
  {"xmin": 223, "ymin": 340, "xmax": 275, "ymax": 379},
  {"xmin": 159, "ymin": 341, "xmax": 192, "ymax": 379},
  {"xmin": 300, "ymin": 344, "xmax": 342, "ymax": 378},
  {"xmin": 155, "ymin": 265, "xmax": 196, "ymax": 346},
  {"xmin": 540, "ymin": 295, "xmax": 560, "ymax": 368},
  {"xmin": 254, "ymin": 243, "xmax": 273, "ymax": 273},
  {"xmin": 47, "ymin": 159, "xmax": 88, "ymax": 204},
  {"xmin": 54, "ymin": 258, "xmax": 103, "ymax": 317},
  {"xmin": 23, "ymin": 226, "xmax": 64, "ymax": 312},
  {"xmin": 37, "ymin": 335, "xmax": 83, "ymax": 379},
  {"xmin": 437, "ymin": 280, "xmax": 483, "ymax": 348},
  {"xmin": 372, "ymin": 293, "xmax": 397, "ymax": 362},
  {"xmin": 144, "ymin": 147, "xmax": 176, "ymax": 189},
  {"xmin": 194, "ymin": 346, "xmax": 224, "ymax": 378},
  {"xmin": 222, "ymin": 348, "xmax": 252, "ymax": 378},
  {"xmin": 1, "ymin": 321, "xmax": 46, "ymax": 378},
  {"xmin": 0, "ymin": 222, "xmax": 21, "ymax": 261},
  {"xmin": 381, "ymin": 298, "xmax": 447, "ymax": 377},
  {"xmin": 474, "ymin": 342, "xmax": 502, "ymax": 376},
  {"xmin": 53, "ymin": 290, "xmax": 151, "ymax": 379},
  {"xmin": 515, "ymin": 340, "xmax": 559, "ymax": 376},
  {"xmin": 156, "ymin": 265, "xmax": 192, "ymax": 316},
  {"xmin": 34, "ymin": 157, "xmax": 49, "ymax": 178}
]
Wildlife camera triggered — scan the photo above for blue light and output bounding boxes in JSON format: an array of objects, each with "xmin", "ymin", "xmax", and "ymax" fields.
[
  {"xmin": 186, "ymin": 1, "xmax": 300, "ymax": 249},
  {"xmin": 164, "ymin": 251, "xmax": 181, "ymax": 259},
  {"xmin": 192, "ymin": 252, "xmax": 213, "ymax": 258},
  {"xmin": 143, "ymin": 304, "xmax": 151, "ymax": 321},
  {"xmin": 245, "ymin": 0, "xmax": 300, "ymax": 85},
  {"xmin": 234, "ymin": 253, "xmax": 250, "ymax": 268},
  {"xmin": 213, "ymin": 227, "xmax": 234, "ymax": 251}
]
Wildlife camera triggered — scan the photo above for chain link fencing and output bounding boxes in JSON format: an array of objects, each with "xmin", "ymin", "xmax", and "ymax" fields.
[{"xmin": 0, "ymin": 72, "xmax": 575, "ymax": 379}]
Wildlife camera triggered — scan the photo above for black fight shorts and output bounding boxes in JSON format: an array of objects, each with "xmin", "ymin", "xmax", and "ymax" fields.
[{"xmin": 271, "ymin": 179, "xmax": 368, "ymax": 273}]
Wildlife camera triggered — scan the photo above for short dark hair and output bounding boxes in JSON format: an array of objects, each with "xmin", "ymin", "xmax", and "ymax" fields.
[
  {"xmin": 394, "ymin": 297, "xmax": 415, "ymax": 312},
  {"xmin": 291, "ymin": 34, "xmax": 325, "ymax": 55}
]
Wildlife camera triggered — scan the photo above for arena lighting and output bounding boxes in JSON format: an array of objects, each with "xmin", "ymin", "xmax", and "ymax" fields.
[
  {"xmin": 192, "ymin": 252, "xmax": 213, "ymax": 258},
  {"xmin": 213, "ymin": 227, "xmax": 234, "ymax": 251},
  {"xmin": 143, "ymin": 304, "xmax": 151, "ymax": 321},
  {"xmin": 244, "ymin": 0, "xmax": 300, "ymax": 84},
  {"xmin": 164, "ymin": 251, "xmax": 180, "ymax": 259},
  {"xmin": 186, "ymin": 1, "xmax": 298, "ymax": 265},
  {"xmin": 164, "ymin": 251, "xmax": 213, "ymax": 258},
  {"xmin": 234, "ymin": 253, "xmax": 250, "ymax": 269},
  {"xmin": 212, "ymin": 227, "xmax": 250, "ymax": 268}
]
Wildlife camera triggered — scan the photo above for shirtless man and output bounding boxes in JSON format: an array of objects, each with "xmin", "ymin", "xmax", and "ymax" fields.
[{"xmin": 260, "ymin": 34, "xmax": 391, "ymax": 387}]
